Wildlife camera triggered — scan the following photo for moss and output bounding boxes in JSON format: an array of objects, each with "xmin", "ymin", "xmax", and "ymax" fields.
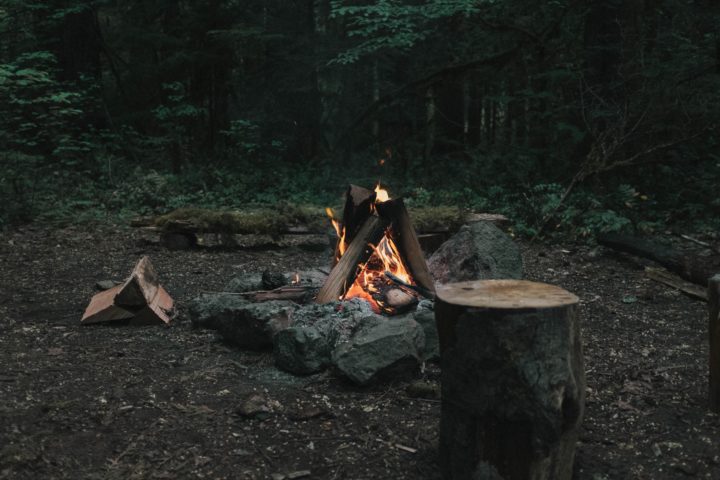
[
  {"xmin": 152, "ymin": 204, "xmax": 466, "ymax": 237},
  {"xmin": 408, "ymin": 205, "xmax": 466, "ymax": 233},
  {"xmin": 153, "ymin": 206, "xmax": 336, "ymax": 237}
]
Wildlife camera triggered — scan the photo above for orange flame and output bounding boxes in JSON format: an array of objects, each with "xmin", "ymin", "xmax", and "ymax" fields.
[
  {"xmin": 326, "ymin": 207, "xmax": 347, "ymax": 260},
  {"xmin": 374, "ymin": 182, "xmax": 389, "ymax": 203}
]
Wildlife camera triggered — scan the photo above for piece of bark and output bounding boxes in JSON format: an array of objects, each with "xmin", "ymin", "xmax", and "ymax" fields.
[
  {"xmin": 435, "ymin": 279, "xmax": 584, "ymax": 480},
  {"xmin": 709, "ymin": 274, "xmax": 720, "ymax": 412},
  {"xmin": 251, "ymin": 286, "xmax": 312, "ymax": 303},
  {"xmin": 316, "ymin": 215, "xmax": 389, "ymax": 303},
  {"xmin": 375, "ymin": 198, "xmax": 436, "ymax": 295},
  {"xmin": 645, "ymin": 267, "xmax": 707, "ymax": 301},
  {"xmin": 81, "ymin": 285, "xmax": 135, "ymax": 324},
  {"xmin": 598, "ymin": 233, "xmax": 720, "ymax": 287},
  {"xmin": 114, "ymin": 256, "xmax": 159, "ymax": 307}
]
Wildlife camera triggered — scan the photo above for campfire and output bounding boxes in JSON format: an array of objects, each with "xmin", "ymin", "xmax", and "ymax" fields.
[{"xmin": 317, "ymin": 184, "xmax": 436, "ymax": 314}]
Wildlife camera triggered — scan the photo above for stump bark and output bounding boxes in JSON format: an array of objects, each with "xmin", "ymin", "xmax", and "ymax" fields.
[
  {"xmin": 709, "ymin": 274, "xmax": 720, "ymax": 412},
  {"xmin": 435, "ymin": 280, "xmax": 585, "ymax": 480}
]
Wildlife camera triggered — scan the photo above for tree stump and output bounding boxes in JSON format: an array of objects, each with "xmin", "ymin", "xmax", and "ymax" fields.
[
  {"xmin": 709, "ymin": 274, "xmax": 720, "ymax": 412},
  {"xmin": 435, "ymin": 280, "xmax": 585, "ymax": 480}
]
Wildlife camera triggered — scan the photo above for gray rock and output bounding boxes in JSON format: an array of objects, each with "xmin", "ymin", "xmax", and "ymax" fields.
[
  {"xmin": 95, "ymin": 280, "xmax": 118, "ymax": 291},
  {"xmin": 225, "ymin": 273, "xmax": 264, "ymax": 293},
  {"xmin": 214, "ymin": 300, "xmax": 298, "ymax": 349},
  {"xmin": 414, "ymin": 305, "xmax": 439, "ymax": 362},
  {"xmin": 428, "ymin": 222, "xmax": 522, "ymax": 284},
  {"xmin": 331, "ymin": 314, "xmax": 425, "ymax": 385},
  {"xmin": 187, "ymin": 293, "xmax": 250, "ymax": 330},
  {"xmin": 273, "ymin": 299, "xmax": 374, "ymax": 375},
  {"xmin": 262, "ymin": 270, "xmax": 288, "ymax": 290},
  {"xmin": 187, "ymin": 294, "xmax": 296, "ymax": 349}
]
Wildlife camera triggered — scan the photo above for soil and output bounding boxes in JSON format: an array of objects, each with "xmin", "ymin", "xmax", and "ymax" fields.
[{"xmin": 1, "ymin": 224, "xmax": 718, "ymax": 479}]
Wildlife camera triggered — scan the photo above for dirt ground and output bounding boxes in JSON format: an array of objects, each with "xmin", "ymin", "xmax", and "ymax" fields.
[{"xmin": 0, "ymin": 224, "xmax": 717, "ymax": 479}]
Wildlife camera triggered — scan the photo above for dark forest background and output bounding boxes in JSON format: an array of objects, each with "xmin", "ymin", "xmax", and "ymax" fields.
[{"xmin": 1, "ymin": 0, "xmax": 718, "ymax": 238}]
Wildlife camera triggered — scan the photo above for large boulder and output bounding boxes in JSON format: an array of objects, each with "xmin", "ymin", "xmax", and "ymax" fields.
[
  {"xmin": 187, "ymin": 295, "xmax": 297, "ymax": 349},
  {"xmin": 187, "ymin": 293, "xmax": 249, "ymax": 330},
  {"xmin": 331, "ymin": 314, "xmax": 425, "ymax": 385},
  {"xmin": 273, "ymin": 299, "xmax": 374, "ymax": 375},
  {"xmin": 428, "ymin": 222, "xmax": 522, "ymax": 284}
]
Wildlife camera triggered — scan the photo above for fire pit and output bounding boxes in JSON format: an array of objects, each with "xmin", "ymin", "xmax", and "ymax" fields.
[
  {"xmin": 318, "ymin": 184, "xmax": 436, "ymax": 314},
  {"xmin": 188, "ymin": 184, "xmax": 440, "ymax": 385}
]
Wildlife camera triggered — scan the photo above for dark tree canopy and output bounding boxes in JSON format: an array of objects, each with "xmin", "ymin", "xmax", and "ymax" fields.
[{"xmin": 0, "ymin": 0, "xmax": 718, "ymax": 237}]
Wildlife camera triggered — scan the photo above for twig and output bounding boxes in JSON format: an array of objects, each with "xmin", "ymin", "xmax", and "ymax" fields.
[{"xmin": 679, "ymin": 234, "xmax": 720, "ymax": 254}]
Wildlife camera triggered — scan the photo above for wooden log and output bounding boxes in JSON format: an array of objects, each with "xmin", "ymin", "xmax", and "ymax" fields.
[
  {"xmin": 81, "ymin": 285, "xmax": 135, "ymax": 324},
  {"xmin": 435, "ymin": 280, "xmax": 585, "ymax": 480},
  {"xmin": 131, "ymin": 285, "xmax": 174, "ymax": 325},
  {"xmin": 376, "ymin": 198, "xmax": 436, "ymax": 295},
  {"xmin": 114, "ymin": 256, "xmax": 159, "ymax": 308},
  {"xmin": 384, "ymin": 288, "xmax": 418, "ymax": 313},
  {"xmin": 316, "ymin": 215, "xmax": 389, "ymax": 303},
  {"xmin": 709, "ymin": 274, "xmax": 720, "ymax": 412},
  {"xmin": 598, "ymin": 233, "xmax": 720, "ymax": 287},
  {"xmin": 332, "ymin": 185, "xmax": 376, "ymax": 266}
]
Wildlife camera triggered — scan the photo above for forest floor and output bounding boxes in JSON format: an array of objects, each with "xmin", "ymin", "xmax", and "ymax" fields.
[{"xmin": 0, "ymin": 223, "xmax": 718, "ymax": 480}]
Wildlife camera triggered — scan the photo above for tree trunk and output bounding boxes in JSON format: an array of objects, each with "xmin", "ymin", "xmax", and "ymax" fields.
[
  {"xmin": 709, "ymin": 275, "xmax": 720, "ymax": 412},
  {"xmin": 436, "ymin": 280, "xmax": 585, "ymax": 480}
]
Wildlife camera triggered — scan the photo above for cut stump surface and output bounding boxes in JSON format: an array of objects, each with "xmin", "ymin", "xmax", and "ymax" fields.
[{"xmin": 435, "ymin": 279, "xmax": 585, "ymax": 480}]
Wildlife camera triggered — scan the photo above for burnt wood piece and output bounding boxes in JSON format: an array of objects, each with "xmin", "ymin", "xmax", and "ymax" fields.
[
  {"xmin": 114, "ymin": 256, "xmax": 159, "ymax": 307},
  {"xmin": 375, "ymin": 198, "xmax": 436, "ymax": 294},
  {"xmin": 316, "ymin": 215, "xmax": 389, "ymax": 303},
  {"xmin": 710, "ymin": 274, "xmax": 720, "ymax": 412},
  {"xmin": 435, "ymin": 280, "xmax": 585, "ymax": 480},
  {"xmin": 245, "ymin": 286, "xmax": 314, "ymax": 303},
  {"xmin": 598, "ymin": 233, "xmax": 720, "ymax": 287},
  {"xmin": 384, "ymin": 271, "xmax": 434, "ymax": 299},
  {"xmin": 334, "ymin": 185, "xmax": 376, "ymax": 266}
]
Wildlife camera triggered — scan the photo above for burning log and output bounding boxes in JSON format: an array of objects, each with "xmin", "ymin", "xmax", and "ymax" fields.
[
  {"xmin": 435, "ymin": 279, "xmax": 585, "ymax": 480},
  {"xmin": 315, "ymin": 215, "xmax": 389, "ymax": 303},
  {"xmin": 384, "ymin": 289, "xmax": 418, "ymax": 313},
  {"xmin": 375, "ymin": 198, "xmax": 436, "ymax": 295},
  {"xmin": 710, "ymin": 274, "xmax": 720, "ymax": 412}
]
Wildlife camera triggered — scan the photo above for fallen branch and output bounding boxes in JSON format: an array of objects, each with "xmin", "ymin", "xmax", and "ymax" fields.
[{"xmin": 598, "ymin": 233, "xmax": 720, "ymax": 287}]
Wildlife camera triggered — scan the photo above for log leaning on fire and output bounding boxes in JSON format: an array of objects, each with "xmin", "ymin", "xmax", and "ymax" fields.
[
  {"xmin": 375, "ymin": 198, "xmax": 436, "ymax": 295},
  {"xmin": 316, "ymin": 215, "xmax": 390, "ymax": 303}
]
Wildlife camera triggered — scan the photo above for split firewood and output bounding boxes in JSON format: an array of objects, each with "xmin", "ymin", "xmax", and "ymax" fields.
[
  {"xmin": 81, "ymin": 256, "xmax": 173, "ymax": 325},
  {"xmin": 114, "ymin": 256, "xmax": 158, "ymax": 307},
  {"xmin": 375, "ymin": 198, "xmax": 436, "ymax": 295}
]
